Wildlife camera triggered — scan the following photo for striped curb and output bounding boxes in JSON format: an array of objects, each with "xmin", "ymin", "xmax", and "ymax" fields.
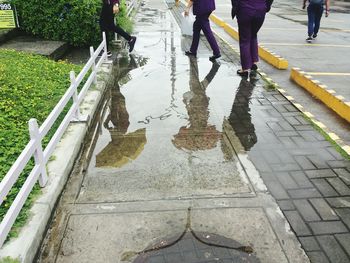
[
  {"xmin": 290, "ymin": 68, "xmax": 350, "ymax": 124},
  {"xmin": 210, "ymin": 14, "xmax": 226, "ymax": 27},
  {"xmin": 178, "ymin": 1, "xmax": 349, "ymax": 158},
  {"xmin": 260, "ymin": 71, "xmax": 350, "ymax": 157},
  {"xmin": 210, "ymin": 20, "xmax": 288, "ymax": 70}
]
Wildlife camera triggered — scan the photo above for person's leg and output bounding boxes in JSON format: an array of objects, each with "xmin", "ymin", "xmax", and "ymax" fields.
[
  {"xmin": 110, "ymin": 23, "xmax": 132, "ymax": 41},
  {"xmin": 313, "ymin": 4, "xmax": 324, "ymax": 36},
  {"xmin": 250, "ymin": 12, "xmax": 266, "ymax": 68},
  {"xmin": 307, "ymin": 4, "xmax": 316, "ymax": 37},
  {"xmin": 189, "ymin": 16, "xmax": 201, "ymax": 54},
  {"xmin": 237, "ymin": 12, "xmax": 253, "ymax": 71},
  {"xmin": 200, "ymin": 13, "xmax": 220, "ymax": 56}
]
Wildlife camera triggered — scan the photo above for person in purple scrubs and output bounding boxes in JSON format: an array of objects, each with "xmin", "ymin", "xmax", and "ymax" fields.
[
  {"xmin": 231, "ymin": 0, "xmax": 273, "ymax": 77},
  {"xmin": 184, "ymin": 0, "xmax": 221, "ymax": 62}
]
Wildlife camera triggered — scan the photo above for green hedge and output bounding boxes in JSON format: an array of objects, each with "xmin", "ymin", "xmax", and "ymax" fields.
[
  {"xmin": 13, "ymin": 0, "xmax": 132, "ymax": 47},
  {"xmin": 0, "ymin": 49, "xmax": 82, "ymax": 238}
]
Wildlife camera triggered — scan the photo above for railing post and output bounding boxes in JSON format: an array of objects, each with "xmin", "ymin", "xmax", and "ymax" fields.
[
  {"xmin": 102, "ymin": 31, "xmax": 108, "ymax": 55},
  {"xmin": 29, "ymin": 119, "xmax": 48, "ymax": 187},
  {"xmin": 70, "ymin": 71, "xmax": 81, "ymax": 120},
  {"xmin": 90, "ymin": 46, "xmax": 97, "ymax": 84}
]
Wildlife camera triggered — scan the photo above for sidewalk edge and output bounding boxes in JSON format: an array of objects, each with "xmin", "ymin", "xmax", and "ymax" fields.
[
  {"xmin": 290, "ymin": 67, "xmax": 350, "ymax": 125},
  {"xmin": 262, "ymin": 70, "xmax": 350, "ymax": 158}
]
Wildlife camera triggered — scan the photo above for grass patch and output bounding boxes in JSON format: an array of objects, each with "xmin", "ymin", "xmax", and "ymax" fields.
[
  {"xmin": 0, "ymin": 49, "xmax": 82, "ymax": 240},
  {"xmin": 303, "ymin": 114, "xmax": 350, "ymax": 160}
]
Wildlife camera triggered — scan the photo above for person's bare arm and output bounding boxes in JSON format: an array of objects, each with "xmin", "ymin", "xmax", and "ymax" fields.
[
  {"xmin": 185, "ymin": 0, "xmax": 193, "ymax": 16},
  {"xmin": 325, "ymin": 0, "xmax": 330, "ymax": 17}
]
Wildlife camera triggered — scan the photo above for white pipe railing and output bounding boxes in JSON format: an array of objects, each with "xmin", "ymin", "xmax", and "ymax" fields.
[{"xmin": 0, "ymin": 32, "xmax": 109, "ymax": 247}]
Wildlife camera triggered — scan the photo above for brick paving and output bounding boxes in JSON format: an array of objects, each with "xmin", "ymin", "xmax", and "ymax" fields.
[
  {"xmin": 133, "ymin": 232, "xmax": 260, "ymax": 263},
  {"xmin": 168, "ymin": 2, "xmax": 350, "ymax": 262}
]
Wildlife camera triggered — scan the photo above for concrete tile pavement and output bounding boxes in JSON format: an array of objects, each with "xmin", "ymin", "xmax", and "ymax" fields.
[
  {"xmin": 212, "ymin": 0, "xmax": 350, "ymax": 146},
  {"xmin": 36, "ymin": 1, "xmax": 350, "ymax": 263}
]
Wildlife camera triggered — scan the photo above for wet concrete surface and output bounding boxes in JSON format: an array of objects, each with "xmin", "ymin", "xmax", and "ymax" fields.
[
  {"xmin": 213, "ymin": 0, "xmax": 350, "ymax": 146},
  {"xmin": 36, "ymin": 1, "xmax": 311, "ymax": 262}
]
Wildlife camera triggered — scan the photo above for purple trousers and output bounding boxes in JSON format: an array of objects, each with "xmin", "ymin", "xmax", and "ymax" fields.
[
  {"xmin": 190, "ymin": 13, "xmax": 220, "ymax": 56},
  {"xmin": 237, "ymin": 9, "xmax": 266, "ymax": 70}
]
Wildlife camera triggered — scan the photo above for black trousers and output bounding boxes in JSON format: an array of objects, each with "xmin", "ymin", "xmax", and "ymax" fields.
[{"xmin": 100, "ymin": 6, "xmax": 131, "ymax": 49}]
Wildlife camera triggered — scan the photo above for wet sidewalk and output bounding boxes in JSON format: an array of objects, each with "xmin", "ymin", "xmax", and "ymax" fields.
[
  {"xmin": 213, "ymin": 0, "xmax": 350, "ymax": 145},
  {"xmin": 37, "ymin": 0, "xmax": 349, "ymax": 263}
]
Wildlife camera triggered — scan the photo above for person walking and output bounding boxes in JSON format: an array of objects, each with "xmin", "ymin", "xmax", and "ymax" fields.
[
  {"xmin": 231, "ymin": 0, "xmax": 273, "ymax": 77},
  {"xmin": 184, "ymin": 0, "xmax": 221, "ymax": 62},
  {"xmin": 100, "ymin": 0, "xmax": 137, "ymax": 56},
  {"xmin": 303, "ymin": 0, "xmax": 330, "ymax": 43}
]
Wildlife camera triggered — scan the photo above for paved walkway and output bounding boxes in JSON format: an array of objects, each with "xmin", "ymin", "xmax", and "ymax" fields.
[
  {"xmin": 213, "ymin": 0, "xmax": 350, "ymax": 146},
  {"xmin": 37, "ymin": 0, "xmax": 350, "ymax": 263}
]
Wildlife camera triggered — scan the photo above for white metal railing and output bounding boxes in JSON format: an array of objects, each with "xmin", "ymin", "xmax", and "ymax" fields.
[
  {"xmin": 126, "ymin": 0, "xmax": 137, "ymax": 17},
  {"xmin": 0, "ymin": 32, "xmax": 109, "ymax": 247}
]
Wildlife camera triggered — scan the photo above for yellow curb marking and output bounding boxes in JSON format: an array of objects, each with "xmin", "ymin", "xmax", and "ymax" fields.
[
  {"xmin": 304, "ymin": 112, "xmax": 314, "ymax": 118},
  {"xmin": 306, "ymin": 72, "xmax": 350, "ymax": 76},
  {"xmin": 328, "ymin": 133, "xmax": 340, "ymax": 141},
  {"xmin": 261, "ymin": 43, "xmax": 350, "ymax": 48},
  {"xmin": 217, "ymin": 23, "xmax": 289, "ymax": 69},
  {"xmin": 343, "ymin": 146, "xmax": 350, "ymax": 155},
  {"xmin": 210, "ymin": 14, "xmax": 226, "ymax": 27},
  {"xmin": 290, "ymin": 68, "xmax": 350, "ymax": 123}
]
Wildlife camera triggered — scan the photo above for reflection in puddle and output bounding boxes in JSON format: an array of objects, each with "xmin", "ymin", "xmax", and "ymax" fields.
[
  {"xmin": 172, "ymin": 59, "xmax": 221, "ymax": 151},
  {"xmin": 96, "ymin": 55, "xmax": 148, "ymax": 168},
  {"xmin": 227, "ymin": 78, "xmax": 257, "ymax": 151}
]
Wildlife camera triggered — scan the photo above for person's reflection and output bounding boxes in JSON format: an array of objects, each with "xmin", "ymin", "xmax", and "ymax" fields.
[
  {"xmin": 96, "ymin": 55, "xmax": 147, "ymax": 168},
  {"xmin": 172, "ymin": 59, "xmax": 221, "ymax": 151},
  {"xmin": 227, "ymin": 78, "xmax": 257, "ymax": 151}
]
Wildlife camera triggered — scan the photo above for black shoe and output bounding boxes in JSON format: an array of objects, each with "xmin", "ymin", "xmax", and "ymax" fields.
[
  {"xmin": 306, "ymin": 36, "xmax": 313, "ymax": 43},
  {"xmin": 209, "ymin": 54, "xmax": 221, "ymax": 62},
  {"xmin": 185, "ymin": 51, "xmax": 197, "ymax": 57},
  {"xmin": 251, "ymin": 64, "xmax": 258, "ymax": 71},
  {"xmin": 312, "ymin": 34, "xmax": 317, "ymax": 39},
  {"xmin": 128, "ymin": 36, "xmax": 137, "ymax": 52},
  {"xmin": 237, "ymin": 69, "xmax": 249, "ymax": 77}
]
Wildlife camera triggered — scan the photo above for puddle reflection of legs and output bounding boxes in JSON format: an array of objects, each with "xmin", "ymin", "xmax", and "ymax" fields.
[
  {"xmin": 172, "ymin": 59, "xmax": 221, "ymax": 151},
  {"xmin": 96, "ymin": 55, "xmax": 147, "ymax": 168},
  {"xmin": 228, "ymin": 78, "xmax": 257, "ymax": 152}
]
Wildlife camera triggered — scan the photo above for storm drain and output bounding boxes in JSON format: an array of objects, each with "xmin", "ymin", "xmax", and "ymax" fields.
[{"xmin": 123, "ymin": 209, "xmax": 260, "ymax": 263}]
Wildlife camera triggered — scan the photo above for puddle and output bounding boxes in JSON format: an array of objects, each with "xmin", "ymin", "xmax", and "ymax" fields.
[{"xmin": 75, "ymin": 4, "xmax": 266, "ymax": 203}]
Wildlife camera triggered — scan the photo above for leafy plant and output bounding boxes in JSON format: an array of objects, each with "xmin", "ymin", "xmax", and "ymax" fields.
[
  {"xmin": 12, "ymin": 0, "xmax": 132, "ymax": 47},
  {"xmin": 0, "ymin": 49, "xmax": 82, "ymax": 239}
]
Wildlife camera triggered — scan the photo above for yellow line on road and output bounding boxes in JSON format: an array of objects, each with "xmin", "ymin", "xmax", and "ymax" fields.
[
  {"xmin": 260, "ymin": 43, "xmax": 350, "ymax": 48},
  {"xmin": 306, "ymin": 72, "xmax": 350, "ymax": 76},
  {"xmin": 262, "ymin": 27, "xmax": 350, "ymax": 33}
]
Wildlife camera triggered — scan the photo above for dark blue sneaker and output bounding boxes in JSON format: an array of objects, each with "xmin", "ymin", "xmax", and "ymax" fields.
[{"xmin": 129, "ymin": 36, "xmax": 137, "ymax": 52}]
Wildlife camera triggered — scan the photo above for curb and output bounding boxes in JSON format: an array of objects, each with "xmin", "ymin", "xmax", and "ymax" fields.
[
  {"xmin": 210, "ymin": 15, "xmax": 289, "ymax": 70},
  {"xmin": 211, "ymin": 27, "xmax": 350, "ymax": 158},
  {"xmin": 290, "ymin": 68, "xmax": 350, "ymax": 124},
  {"xmin": 261, "ymin": 71, "xmax": 350, "ymax": 157},
  {"xmin": 0, "ymin": 62, "xmax": 114, "ymax": 263}
]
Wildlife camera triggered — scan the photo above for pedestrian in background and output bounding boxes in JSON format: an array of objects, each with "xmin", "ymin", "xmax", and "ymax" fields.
[
  {"xmin": 100, "ymin": 0, "xmax": 137, "ymax": 56},
  {"xmin": 303, "ymin": 0, "xmax": 330, "ymax": 43},
  {"xmin": 231, "ymin": 0, "xmax": 273, "ymax": 77},
  {"xmin": 184, "ymin": 0, "xmax": 221, "ymax": 62}
]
